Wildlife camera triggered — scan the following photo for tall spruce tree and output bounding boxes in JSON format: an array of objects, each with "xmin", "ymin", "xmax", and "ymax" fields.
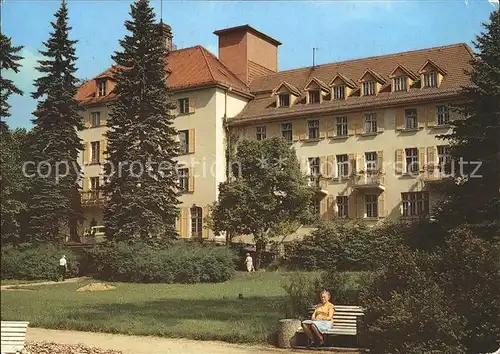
[
  {"xmin": 433, "ymin": 9, "xmax": 500, "ymax": 236},
  {"xmin": 0, "ymin": 33, "xmax": 26, "ymax": 243},
  {"xmin": 27, "ymin": 0, "xmax": 83, "ymax": 243},
  {"xmin": 103, "ymin": 0, "xmax": 180, "ymax": 242},
  {"xmin": 0, "ymin": 33, "xmax": 24, "ymax": 130}
]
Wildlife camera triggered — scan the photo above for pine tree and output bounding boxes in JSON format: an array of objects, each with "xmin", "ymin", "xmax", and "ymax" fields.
[
  {"xmin": 434, "ymin": 9, "xmax": 500, "ymax": 236},
  {"xmin": 0, "ymin": 33, "xmax": 26, "ymax": 243},
  {"xmin": 26, "ymin": 0, "xmax": 83, "ymax": 243},
  {"xmin": 103, "ymin": 0, "xmax": 180, "ymax": 242},
  {"xmin": 0, "ymin": 33, "xmax": 24, "ymax": 130}
]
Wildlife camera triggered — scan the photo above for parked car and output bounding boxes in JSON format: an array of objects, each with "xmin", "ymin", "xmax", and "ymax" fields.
[{"xmin": 90, "ymin": 225, "xmax": 106, "ymax": 243}]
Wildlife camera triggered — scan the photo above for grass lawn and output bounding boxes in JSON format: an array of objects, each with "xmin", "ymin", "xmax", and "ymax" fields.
[{"xmin": 0, "ymin": 271, "xmax": 318, "ymax": 344}]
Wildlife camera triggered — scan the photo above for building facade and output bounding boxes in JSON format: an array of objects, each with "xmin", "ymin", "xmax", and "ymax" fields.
[{"xmin": 75, "ymin": 24, "xmax": 473, "ymax": 240}]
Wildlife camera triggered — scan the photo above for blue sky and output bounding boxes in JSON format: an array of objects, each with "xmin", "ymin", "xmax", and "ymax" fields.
[{"xmin": 1, "ymin": 0, "xmax": 497, "ymax": 129}]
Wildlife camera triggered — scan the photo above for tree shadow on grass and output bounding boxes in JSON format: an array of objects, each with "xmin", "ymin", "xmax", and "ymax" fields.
[{"xmin": 64, "ymin": 296, "xmax": 289, "ymax": 343}]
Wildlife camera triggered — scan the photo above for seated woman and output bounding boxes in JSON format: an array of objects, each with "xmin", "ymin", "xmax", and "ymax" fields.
[{"xmin": 301, "ymin": 290, "xmax": 335, "ymax": 346}]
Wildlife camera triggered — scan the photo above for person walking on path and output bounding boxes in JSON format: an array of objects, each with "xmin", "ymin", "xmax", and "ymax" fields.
[
  {"xmin": 244, "ymin": 253, "xmax": 255, "ymax": 272},
  {"xmin": 58, "ymin": 255, "xmax": 67, "ymax": 281}
]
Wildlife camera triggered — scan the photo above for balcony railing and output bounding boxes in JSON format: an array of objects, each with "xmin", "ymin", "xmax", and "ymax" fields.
[
  {"xmin": 81, "ymin": 190, "xmax": 106, "ymax": 206},
  {"xmin": 421, "ymin": 164, "xmax": 448, "ymax": 185},
  {"xmin": 308, "ymin": 175, "xmax": 328, "ymax": 195},
  {"xmin": 353, "ymin": 170, "xmax": 385, "ymax": 191}
]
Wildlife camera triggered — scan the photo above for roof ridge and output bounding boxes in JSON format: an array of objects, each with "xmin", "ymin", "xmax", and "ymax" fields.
[
  {"xmin": 199, "ymin": 45, "xmax": 249, "ymax": 89},
  {"xmin": 198, "ymin": 45, "xmax": 217, "ymax": 84},
  {"xmin": 263, "ymin": 43, "xmax": 468, "ymax": 78}
]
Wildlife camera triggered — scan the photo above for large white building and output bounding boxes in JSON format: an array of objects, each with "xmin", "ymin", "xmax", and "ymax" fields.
[{"xmin": 75, "ymin": 24, "xmax": 472, "ymax": 241}]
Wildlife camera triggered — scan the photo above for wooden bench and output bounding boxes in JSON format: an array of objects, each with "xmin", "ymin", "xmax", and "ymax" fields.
[
  {"xmin": 296, "ymin": 305, "xmax": 364, "ymax": 347},
  {"xmin": 1, "ymin": 321, "xmax": 30, "ymax": 354}
]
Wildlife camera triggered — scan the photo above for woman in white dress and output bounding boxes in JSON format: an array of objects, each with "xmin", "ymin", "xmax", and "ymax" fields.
[{"xmin": 244, "ymin": 253, "xmax": 254, "ymax": 272}]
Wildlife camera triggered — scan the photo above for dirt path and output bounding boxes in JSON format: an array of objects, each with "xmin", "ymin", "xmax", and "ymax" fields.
[
  {"xmin": 27, "ymin": 328, "xmax": 292, "ymax": 354},
  {"xmin": 1, "ymin": 277, "xmax": 88, "ymax": 290}
]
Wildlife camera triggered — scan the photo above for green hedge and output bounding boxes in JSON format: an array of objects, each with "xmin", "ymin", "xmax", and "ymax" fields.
[
  {"xmin": 283, "ymin": 219, "xmax": 406, "ymax": 271},
  {"xmin": 1, "ymin": 244, "xmax": 79, "ymax": 280},
  {"xmin": 83, "ymin": 242, "xmax": 237, "ymax": 283}
]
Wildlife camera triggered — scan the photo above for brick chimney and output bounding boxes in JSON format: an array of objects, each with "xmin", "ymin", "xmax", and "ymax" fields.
[{"xmin": 214, "ymin": 24, "xmax": 281, "ymax": 84}]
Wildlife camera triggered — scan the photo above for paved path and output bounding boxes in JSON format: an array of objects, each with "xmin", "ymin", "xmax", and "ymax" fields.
[
  {"xmin": 27, "ymin": 328, "xmax": 292, "ymax": 354},
  {"xmin": 0, "ymin": 277, "xmax": 88, "ymax": 290}
]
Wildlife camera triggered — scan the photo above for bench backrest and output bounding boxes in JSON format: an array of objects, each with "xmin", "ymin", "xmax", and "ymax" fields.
[
  {"xmin": 308, "ymin": 305, "xmax": 364, "ymax": 329},
  {"xmin": 1, "ymin": 321, "xmax": 30, "ymax": 354}
]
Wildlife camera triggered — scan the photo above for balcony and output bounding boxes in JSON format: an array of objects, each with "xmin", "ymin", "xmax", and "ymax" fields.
[
  {"xmin": 421, "ymin": 164, "xmax": 448, "ymax": 188},
  {"xmin": 353, "ymin": 170, "xmax": 385, "ymax": 192},
  {"xmin": 81, "ymin": 190, "xmax": 106, "ymax": 206},
  {"xmin": 308, "ymin": 175, "xmax": 328, "ymax": 196}
]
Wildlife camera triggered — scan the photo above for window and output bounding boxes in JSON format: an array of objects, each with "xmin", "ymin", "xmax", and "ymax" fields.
[
  {"xmin": 336, "ymin": 117, "xmax": 348, "ymax": 137},
  {"xmin": 91, "ymin": 141, "xmax": 100, "ymax": 164},
  {"xmin": 363, "ymin": 81, "xmax": 376, "ymax": 96},
  {"xmin": 279, "ymin": 93, "xmax": 290, "ymax": 107},
  {"xmin": 308, "ymin": 120, "xmax": 319, "ymax": 139},
  {"xmin": 365, "ymin": 152, "xmax": 378, "ymax": 172},
  {"xmin": 178, "ymin": 168, "xmax": 189, "ymax": 192},
  {"xmin": 256, "ymin": 126, "xmax": 266, "ymax": 141},
  {"xmin": 178, "ymin": 130, "xmax": 189, "ymax": 154},
  {"xmin": 402, "ymin": 192, "xmax": 429, "ymax": 217},
  {"xmin": 365, "ymin": 195, "xmax": 378, "ymax": 218},
  {"xmin": 281, "ymin": 123, "xmax": 292, "ymax": 142},
  {"xmin": 364, "ymin": 113, "xmax": 377, "ymax": 133},
  {"xmin": 336, "ymin": 154, "xmax": 349, "ymax": 178},
  {"xmin": 308, "ymin": 157, "xmax": 320, "ymax": 177},
  {"xmin": 333, "ymin": 85, "xmax": 346, "ymax": 100},
  {"xmin": 98, "ymin": 80, "xmax": 106, "ymax": 96},
  {"xmin": 437, "ymin": 145, "xmax": 451, "ymax": 172},
  {"xmin": 337, "ymin": 196, "xmax": 348, "ymax": 218},
  {"xmin": 405, "ymin": 148, "xmax": 419, "ymax": 174},
  {"xmin": 423, "ymin": 71, "xmax": 438, "ymax": 88},
  {"xmin": 393, "ymin": 76, "xmax": 407, "ymax": 92},
  {"xmin": 190, "ymin": 206, "xmax": 203, "ymax": 238},
  {"xmin": 308, "ymin": 90, "xmax": 320, "ymax": 104},
  {"xmin": 90, "ymin": 177, "xmax": 100, "ymax": 198},
  {"xmin": 91, "ymin": 112, "xmax": 101, "ymax": 127},
  {"xmin": 178, "ymin": 98, "xmax": 189, "ymax": 114},
  {"xmin": 405, "ymin": 109, "xmax": 418, "ymax": 129},
  {"xmin": 313, "ymin": 198, "xmax": 321, "ymax": 217},
  {"xmin": 436, "ymin": 105, "xmax": 450, "ymax": 125}
]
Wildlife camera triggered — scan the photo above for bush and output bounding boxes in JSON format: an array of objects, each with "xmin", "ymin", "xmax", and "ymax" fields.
[
  {"xmin": 83, "ymin": 242, "xmax": 237, "ymax": 283},
  {"xmin": 281, "ymin": 271, "xmax": 375, "ymax": 318},
  {"xmin": 359, "ymin": 246, "xmax": 466, "ymax": 354},
  {"xmin": 359, "ymin": 225, "xmax": 500, "ymax": 354},
  {"xmin": 281, "ymin": 272, "xmax": 320, "ymax": 318},
  {"xmin": 283, "ymin": 219, "xmax": 405, "ymax": 271},
  {"xmin": 1, "ymin": 243, "xmax": 79, "ymax": 280}
]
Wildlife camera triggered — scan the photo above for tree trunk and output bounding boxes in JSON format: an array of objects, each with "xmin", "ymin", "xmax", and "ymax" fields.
[{"xmin": 254, "ymin": 232, "xmax": 266, "ymax": 270}]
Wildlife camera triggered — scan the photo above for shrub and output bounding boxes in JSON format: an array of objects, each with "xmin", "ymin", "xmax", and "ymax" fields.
[
  {"xmin": 1, "ymin": 243, "xmax": 79, "ymax": 280},
  {"xmin": 84, "ymin": 242, "xmax": 237, "ymax": 283},
  {"xmin": 281, "ymin": 272, "xmax": 320, "ymax": 318},
  {"xmin": 283, "ymin": 219, "xmax": 405, "ymax": 271},
  {"xmin": 359, "ymin": 246, "xmax": 466, "ymax": 354},
  {"xmin": 317, "ymin": 271, "xmax": 376, "ymax": 305}
]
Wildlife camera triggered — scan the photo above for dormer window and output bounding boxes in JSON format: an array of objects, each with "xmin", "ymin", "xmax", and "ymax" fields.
[
  {"xmin": 393, "ymin": 76, "xmax": 408, "ymax": 92},
  {"xmin": 308, "ymin": 90, "xmax": 320, "ymax": 104},
  {"xmin": 279, "ymin": 93, "xmax": 290, "ymax": 107},
  {"xmin": 273, "ymin": 81, "xmax": 300, "ymax": 108},
  {"xmin": 363, "ymin": 81, "xmax": 376, "ymax": 96},
  {"xmin": 333, "ymin": 85, "xmax": 345, "ymax": 100},
  {"xmin": 98, "ymin": 80, "xmax": 106, "ymax": 97},
  {"xmin": 418, "ymin": 59, "xmax": 446, "ymax": 89},
  {"xmin": 423, "ymin": 71, "xmax": 438, "ymax": 88}
]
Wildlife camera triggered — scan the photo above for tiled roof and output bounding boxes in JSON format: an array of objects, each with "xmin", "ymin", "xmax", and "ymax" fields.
[
  {"xmin": 232, "ymin": 43, "xmax": 474, "ymax": 125},
  {"xmin": 75, "ymin": 46, "xmax": 250, "ymax": 106}
]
